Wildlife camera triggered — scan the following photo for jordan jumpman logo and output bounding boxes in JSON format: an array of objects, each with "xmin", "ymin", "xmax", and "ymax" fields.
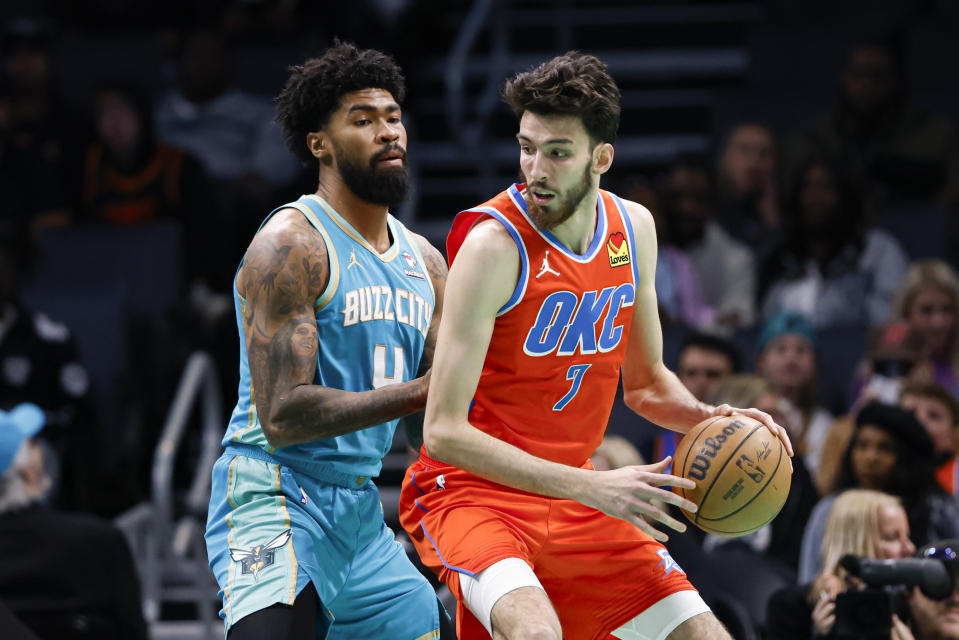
[
  {"xmin": 536, "ymin": 250, "xmax": 560, "ymax": 278},
  {"xmin": 347, "ymin": 248, "xmax": 359, "ymax": 270}
]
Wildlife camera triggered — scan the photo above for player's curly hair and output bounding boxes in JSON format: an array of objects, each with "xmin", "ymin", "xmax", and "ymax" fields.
[
  {"xmin": 502, "ymin": 51, "xmax": 621, "ymax": 145},
  {"xmin": 275, "ymin": 40, "xmax": 406, "ymax": 164}
]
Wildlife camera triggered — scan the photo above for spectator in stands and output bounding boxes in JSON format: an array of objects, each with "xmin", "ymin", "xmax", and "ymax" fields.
[
  {"xmin": 760, "ymin": 154, "xmax": 908, "ymax": 328},
  {"xmin": 900, "ymin": 382, "xmax": 959, "ymax": 497},
  {"xmin": 659, "ymin": 158, "xmax": 756, "ymax": 330},
  {"xmin": 648, "ymin": 333, "xmax": 742, "ymax": 464},
  {"xmin": 798, "ymin": 402, "xmax": 959, "ymax": 584},
  {"xmin": 893, "ymin": 260, "xmax": 959, "ymax": 398},
  {"xmin": 908, "ymin": 538, "xmax": 959, "ymax": 640},
  {"xmin": 816, "ymin": 321, "xmax": 931, "ymax": 495},
  {"xmin": 1, "ymin": 16, "xmax": 85, "ymax": 223},
  {"xmin": 0, "ymin": 68, "xmax": 69, "ymax": 233},
  {"xmin": 79, "ymin": 81, "xmax": 232, "ymax": 296},
  {"xmin": 154, "ymin": 27, "xmax": 301, "ymax": 263},
  {"xmin": 623, "ymin": 177, "xmax": 715, "ymax": 329},
  {"xmin": 704, "ymin": 374, "xmax": 818, "ymax": 573},
  {"xmin": 765, "ymin": 489, "xmax": 915, "ymax": 640},
  {"xmin": 715, "ymin": 121, "xmax": 782, "ymax": 251},
  {"xmin": 590, "ymin": 434, "xmax": 645, "ymax": 471},
  {"xmin": 755, "ymin": 311, "xmax": 834, "ymax": 476},
  {"xmin": 0, "ymin": 220, "xmax": 95, "ymax": 511},
  {"xmin": 676, "ymin": 332, "xmax": 740, "ymax": 403},
  {"xmin": 0, "ymin": 403, "xmax": 147, "ymax": 639},
  {"xmin": 787, "ymin": 39, "xmax": 959, "ymax": 207}
]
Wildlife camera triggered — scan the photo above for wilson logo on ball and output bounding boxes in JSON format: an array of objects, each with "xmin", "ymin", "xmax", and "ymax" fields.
[{"xmin": 687, "ymin": 420, "xmax": 746, "ymax": 481}]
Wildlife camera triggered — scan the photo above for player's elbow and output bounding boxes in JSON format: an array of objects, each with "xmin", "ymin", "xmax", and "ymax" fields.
[
  {"xmin": 422, "ymin": 416, "xmax": 455, "ymax": 461},
  {"xmin": 623, "ymin": 387, "xmax": 651, "ymax": 416},
  {"xmin": 258, "ymin": 404, "xmax": 296, "ymax": 449}
]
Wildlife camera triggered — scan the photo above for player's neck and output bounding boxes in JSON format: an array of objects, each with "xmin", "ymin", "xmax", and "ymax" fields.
[
  {"xmin": 547, "ymin": 187, "xmax": 600, "ymax": 254},
  {"xmin": 315, "ymin": 180, "xmax": 392, "ymax": 252}
]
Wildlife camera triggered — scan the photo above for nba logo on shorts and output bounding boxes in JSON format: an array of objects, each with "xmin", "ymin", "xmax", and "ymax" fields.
[{"xmin": 656, "ymin": 548, "xmax": 684, "ymax": 577}]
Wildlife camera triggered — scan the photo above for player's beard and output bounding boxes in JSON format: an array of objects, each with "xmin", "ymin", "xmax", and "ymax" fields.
[
  {"xmin": 522, "ymin": 161, "xmax": 593, "ymax": 229},
  {"xmin": 333, "ymin": 140, "xmax": 411, "ymax": 208}
]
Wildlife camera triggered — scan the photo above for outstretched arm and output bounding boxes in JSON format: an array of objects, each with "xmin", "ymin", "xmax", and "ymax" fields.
[
  {"xmin": 620, "ymin": 200, "xmax": 793, "ymax": 454},
  {"xmin": 423, "ymin": 219, "xmax": 697, "ymax": 541},
  {"xmin": 239, "ymin": 210, "xmax": 434, "ymax": 449}
]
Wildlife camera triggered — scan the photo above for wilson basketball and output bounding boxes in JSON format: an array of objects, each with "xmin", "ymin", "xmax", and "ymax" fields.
[{"xmin": 672, "ymin": 415, "xmax": 791, "ymax": 537}]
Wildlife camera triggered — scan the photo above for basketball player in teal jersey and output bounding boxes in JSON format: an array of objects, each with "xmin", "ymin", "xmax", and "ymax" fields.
[{"xmin": 205, "ymin": 41, "xmax": 450, "ymax": 639}]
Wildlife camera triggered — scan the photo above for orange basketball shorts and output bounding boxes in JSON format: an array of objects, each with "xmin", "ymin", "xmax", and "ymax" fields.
[{"xmin": 399, "ymin": 451, "xmax": 698, "ymax": 640}]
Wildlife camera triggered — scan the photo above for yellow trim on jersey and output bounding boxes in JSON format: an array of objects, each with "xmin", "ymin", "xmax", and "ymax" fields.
[
  {"xmin": 412, "ymin": 630, "xmax": 441, "ymax": 640},
  {"xmin": 232, "ymin": 378, "xmax": 258, "ymax": 443},
  {"xmin": 276, "ymin": 465, "xmax": 299, "ymax": 604},
  {"xmin": 224, "ymin": 456, "xmax": 240, "ymax": 623},
  {"xmin": 304, "ymin": 194, "xmax": 400, "ymax": 262},
  {"xmin": 282, "ymin": 202, "xmax": 340, "ymax": 310}
]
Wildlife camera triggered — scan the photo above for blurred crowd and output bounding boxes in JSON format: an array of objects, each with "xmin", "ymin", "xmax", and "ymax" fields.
[{"xmin": 0, "ymin": 1, "xmax": 956, "ymax": 638}]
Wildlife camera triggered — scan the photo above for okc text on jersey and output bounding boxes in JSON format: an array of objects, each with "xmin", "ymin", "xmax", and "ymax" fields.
[
  {"xmin": 341, "ymin": 285, "xmax": 432, "ymax": 338},
  {"xmin": 523, "ymin": 283, "xmax": 635, "ymax": 356}
]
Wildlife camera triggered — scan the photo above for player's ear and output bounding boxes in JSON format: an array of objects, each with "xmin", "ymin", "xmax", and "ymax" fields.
[
  {"xmin": 592, "ymin": 142, "xmax": 614, "ymax": 175},
  {"xmin": 307, "ymin": 131, "xmax": 333, "ymax": 165}
]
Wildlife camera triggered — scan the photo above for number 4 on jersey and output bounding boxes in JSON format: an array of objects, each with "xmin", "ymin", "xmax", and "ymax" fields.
[
  {"xmin": 373, "ymin": 345, "xmax": 404, "ymax": 389},
  {"xmin": 554, "ymin": 364, "xmax": 591, "ymax": 411}
]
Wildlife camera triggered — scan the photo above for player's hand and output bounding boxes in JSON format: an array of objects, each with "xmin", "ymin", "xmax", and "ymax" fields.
[
  {"xmin": 711, "ymin": 404, "xmax": 795, "ymax": 458},
  {"xmin": 581, "ymin": 457, "xmax": 697, "ymax": 542}
]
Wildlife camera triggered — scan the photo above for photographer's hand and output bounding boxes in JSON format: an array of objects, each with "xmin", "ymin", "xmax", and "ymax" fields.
[
  {"xmin": 890, "ymin": 614, "xmax": 916, "ymax": 640},
  {"xmin": 811, "ymin": 590, "xmax": 836, "ymax": 636}
]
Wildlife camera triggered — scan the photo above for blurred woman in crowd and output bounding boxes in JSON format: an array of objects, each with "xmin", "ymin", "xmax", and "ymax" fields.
[
  {"xmin": 760, "ymin": 154, "xmax": 908, "ymax": 328},
  {"xmin": 893, "ymin": 260, "xmax": 959, "ymax": 398},
  {"xmin": 766, "ymin": 489, "xmax": 915, "ymax": 639},
  {"xmin": 799, "ymin": 402, "xmax": 959, "ymax": 584}
]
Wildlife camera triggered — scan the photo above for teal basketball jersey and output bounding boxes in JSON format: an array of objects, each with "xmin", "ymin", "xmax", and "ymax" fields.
[{"xmin": 222, "ymin": 194, "xmax": 435, "ymax": 478}]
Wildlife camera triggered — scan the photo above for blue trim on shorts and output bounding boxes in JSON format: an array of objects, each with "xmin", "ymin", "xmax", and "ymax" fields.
[
  {"xmin": 420, "ymin": 521, "xmax": 475, "ymax": 577},
  {"xmin": 411, "ymin": 471, "xmax": 427, "ymax": 497}
]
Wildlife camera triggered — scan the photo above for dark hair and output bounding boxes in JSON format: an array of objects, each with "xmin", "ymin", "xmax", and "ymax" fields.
[
  {"xmin": 502, "ymin": 51, "xmax": 621, "ymax": 145},
  {"xmin": 838, "ymin": 402, "xmax": 941, "ymax": 542},
  {"xmin": 900, "ymin": 381, "xmax": 959, "ymax": 427},
  {"xmin": 274, "ymin": 40, "xmax": 406, "ymax": 165},
  {"xmin": 679, "ymin": 332, "xmax": 742, "ymax": 373}
]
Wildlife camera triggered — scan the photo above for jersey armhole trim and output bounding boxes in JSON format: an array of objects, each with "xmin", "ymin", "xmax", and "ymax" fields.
[
  {"xmin": 465, "ymin": 207, "xmax": 529, "ymax": 316},
  {"xmin": 610, "ymin": 193, "xmax": 641, "ymax": 288},
  {"xmin": 280, "ymin": 201, "xmax": 340, "ymax": 310}
]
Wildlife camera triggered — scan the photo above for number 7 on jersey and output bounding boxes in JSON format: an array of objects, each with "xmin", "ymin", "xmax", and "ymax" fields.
[{"xmin": 553, "ymin": 364, "xmax": 591, "ymax": 411}]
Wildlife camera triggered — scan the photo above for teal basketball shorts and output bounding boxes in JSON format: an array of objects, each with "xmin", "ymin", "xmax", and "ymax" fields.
[{"xmin": 205, "ymin": 450, "xmax": 441, "ymax": 639}]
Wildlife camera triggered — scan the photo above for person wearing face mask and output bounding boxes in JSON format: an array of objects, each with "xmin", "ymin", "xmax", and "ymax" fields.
[
  {"xmin": 799, "ymin": 402, "xmax": 959, "ymax": 585},
  {"xmin": 766, "ymin": 489, "xmax": 916, "ymax": 640}
]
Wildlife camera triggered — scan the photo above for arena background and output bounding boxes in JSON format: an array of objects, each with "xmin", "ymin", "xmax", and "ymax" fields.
[{"xmin": 0, "ymin": 0, "xmax": 957, "ymax": 638}]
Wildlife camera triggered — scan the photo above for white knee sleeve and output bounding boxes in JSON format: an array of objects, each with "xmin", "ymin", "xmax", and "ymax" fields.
[
  {"xmin": 611, "ymin": 591, "xmax": 711, "ymax": 640},
  {"xmin": 458, "ymin": 558, "xmax": 544, "ymax": 636}
]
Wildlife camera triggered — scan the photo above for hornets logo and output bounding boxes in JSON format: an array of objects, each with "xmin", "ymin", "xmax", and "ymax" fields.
[{"xmin": 230, "ymin": 529, "xmax": 292, "ymax": 580}]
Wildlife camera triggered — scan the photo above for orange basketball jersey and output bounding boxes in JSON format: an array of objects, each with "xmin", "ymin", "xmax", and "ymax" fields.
[{"xmin": 447, "ymin": 183, "xmax": 639, "ymax": 467}]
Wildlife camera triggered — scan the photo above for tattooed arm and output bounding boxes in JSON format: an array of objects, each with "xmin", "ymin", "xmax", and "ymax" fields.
[{"xmin": 238, "ymin": 210, "xmax": 432, "ymax": 449}]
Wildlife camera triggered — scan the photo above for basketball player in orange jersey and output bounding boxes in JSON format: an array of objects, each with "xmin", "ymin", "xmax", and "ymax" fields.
[{"xmin": 398, "ymin": 52, "xmax": 795, "ymax": 640}]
